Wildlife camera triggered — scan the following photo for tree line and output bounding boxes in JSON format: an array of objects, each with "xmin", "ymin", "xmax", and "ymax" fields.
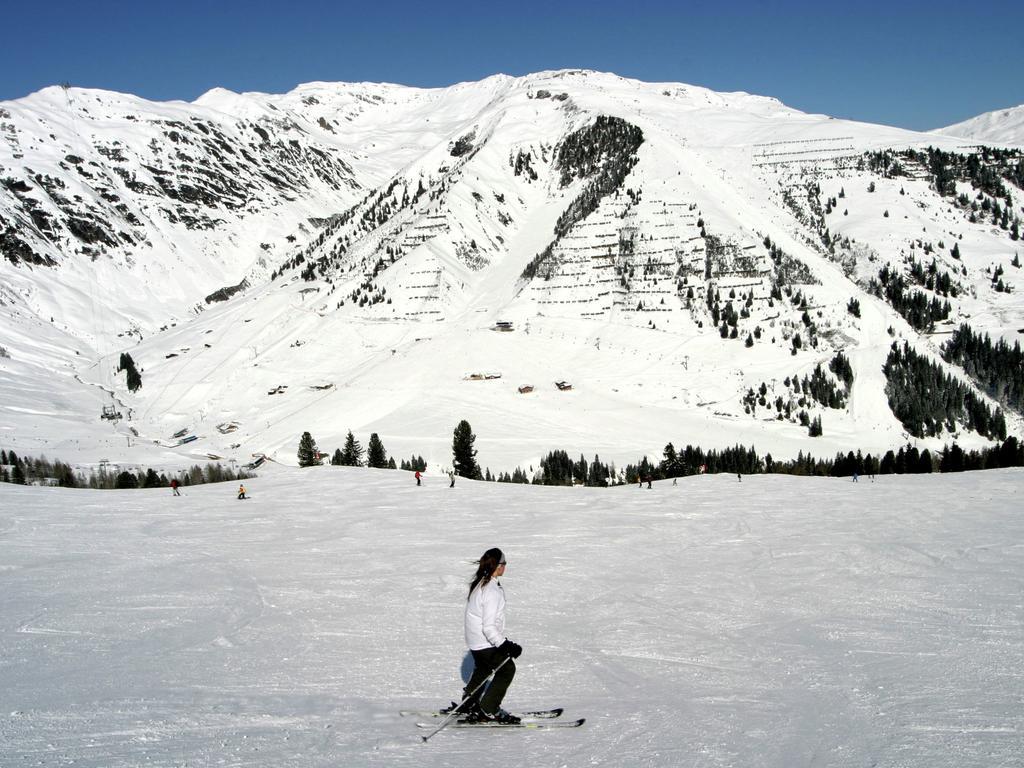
[
  {"xmin": 863, "ymin": 146, "xmax": 1022, "ymax": 240},
  {"xmin": 296, "ymin": 420, "xmax": 487, "ymax": 478},
  {"xmin": 521, "ymin": 116, "xmax": 644, "ymax": 281},
  {"xmin": 883, "ymin": 341, "xmax": 1007, "ymax": 440},
  {"xmin": 495, "ymin": 437, "xmax": 1024, "ymax": 486},
  {"xmin": 869, "ymin": 264, "xmax": 951, "ymax": 332},
  {"xmin": 942, "ymin": 324, "xmax": 1024, "ymax": 416},
  {"xmin": 8, "ymin": 415, "xmax": 1022, "ymax": 493},
  {"xmin": 0, "ymin": 448, "xmax": 252, "ymax": 489}
]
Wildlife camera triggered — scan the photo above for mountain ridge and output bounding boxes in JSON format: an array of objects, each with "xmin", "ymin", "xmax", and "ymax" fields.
[
  {"xmin": 1, "ymin": 71, "xmax": 1022, "ymax": 473},
  {"xmin": 933, "ymin": 103, "xmax": 1024, "ymax": 146}
]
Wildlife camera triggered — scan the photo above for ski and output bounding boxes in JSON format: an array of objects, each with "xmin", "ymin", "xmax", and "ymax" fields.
[
  {"xmin": 402, "ymin": 707, "xmax": 563, "ymax": 720},
  {"xmin": 417, "ymin": 717, "xmax": 585, "ymax": 730}
]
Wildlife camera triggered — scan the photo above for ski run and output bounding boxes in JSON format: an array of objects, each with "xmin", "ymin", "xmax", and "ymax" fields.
[{"xmin": 2, "ymin": 461, "xmax": 1023, "ymax": 766}]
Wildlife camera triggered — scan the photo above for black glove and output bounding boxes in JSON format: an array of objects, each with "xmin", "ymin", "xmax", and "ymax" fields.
[{"xmin": 499, "ymin": 639, "xmax": 523, "ymax": 659}]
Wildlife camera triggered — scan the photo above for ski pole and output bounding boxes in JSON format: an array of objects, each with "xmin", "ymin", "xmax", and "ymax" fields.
[{"xmin": 421, "ymin": 656, "xmax": 512, "ymax": 743}]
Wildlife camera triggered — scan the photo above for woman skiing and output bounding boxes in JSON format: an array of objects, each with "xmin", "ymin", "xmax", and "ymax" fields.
[{"xmin": 455, "ymin": 547, "xmax": 523, "ymax": 723}]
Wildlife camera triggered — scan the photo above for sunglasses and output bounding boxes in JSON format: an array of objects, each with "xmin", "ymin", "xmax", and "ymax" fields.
[{"xmin": 499, "ymin": 560, "xmax": 507, "ymax": 566}]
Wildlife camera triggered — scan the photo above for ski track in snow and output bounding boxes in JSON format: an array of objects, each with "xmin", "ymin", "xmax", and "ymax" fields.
[{"xmin": 1, "ymin": 466, "xmax": 1023, "ymax": 767}]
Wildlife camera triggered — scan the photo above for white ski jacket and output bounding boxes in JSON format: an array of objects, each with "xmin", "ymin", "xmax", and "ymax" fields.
[{"xmin": 465, "ymin": 579, "xmax": 507, "ymax": 651}]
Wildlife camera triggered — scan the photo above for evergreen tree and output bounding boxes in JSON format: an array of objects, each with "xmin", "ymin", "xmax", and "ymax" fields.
[
  {"xmin": 119, "ymin": 352, "xmax": 143, "ymax": 392},
  {"xmin": 11, "ymin": 462, "xmax": 26, "ymax": 485},
  {"xmin": 403, "ymin": 455, "xmax": 427, "ymax": 472},
  {"xmin": 574, "ymin": 454, "xmax": 589, "ymax": 484},
  {"xmin": 661, "ymin": 442, "xmax": 679, "ymax": 477},
  {"xmin": 894, "ymin": 446, "xmax": 909, "ymax": 474},
  {"xmin": 297, "ymin": 431, "xmax": 322, "ymax": 467},
  {"xmin": 880, "ymin": 450, "xmax": 897, "ymax": 474},
  {"xmin": 57, "ymin": 462, "xmax": 78, "ymax": 487},
  {"xmin": 940, "ymin": 443, "xmax": 966, "ymax": 472},
  {"xmin": 998, "ymin": 436, "xmax": 1023, "ymax": 466},
  {"xmin": 452, "ymin": 420, "xmax": 482, "ymax": 479},
  {"xmin": 538, "ymin": 450, "xmax": 586, "ymax": 485},
  {"xmin": 587, "ymin": 454, "xmax": 609, "ymax": 486},
  {"xmin": 339, "ymin": 430, "xmax": 364, "ymax": 466},
  {"xmin": 918, "ymin": 449, "xmax": 934, "ymax": 473},
  {"xmin": 366, "ymin": 433, "xmax": 388, "ymax": 468},
  {"xmin": 331, "ymin": 448, "xmax": 343, "ymax": 465}
]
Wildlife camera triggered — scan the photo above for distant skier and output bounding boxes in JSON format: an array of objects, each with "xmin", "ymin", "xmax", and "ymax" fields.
[
  {"xmin": 415, "ymin": 469, "xmax": 422, "ymax": 486},
  {"xmin": 852, "ymin": 472, "xmax": 859, "ymax": 483},
  {"xmin": 170, "ymin": 478, "xmax": 180, "ymax": 496},
  {"xmin": 646, "ymin": 475, "xmax": 652, "ymax": 489},
  {"xmin": 672, "ymin": 477, "xmax": 677, "ymax": 486},
  {"xmin": 449, "ymin": 547, "xmax": 522, "ymax": 724},
  {"xmin": 737, "ymin": 473, "xmax": 742, "ymax": 482},
  {"xmin": 237, "ymin": 484, "xmax": 247, "ymax": 500},
  {"xmin": 449, "ymin": 471, "xmax": 455, "ymax": 488}
]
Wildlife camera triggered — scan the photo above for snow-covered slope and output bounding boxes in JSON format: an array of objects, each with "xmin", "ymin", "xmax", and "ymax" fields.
[
  {"xmin": 2, "ymin": 466, "xmax": 1023, "ymax": 766},
  {"xmin": 934, "ymin": 104, "xmax": 1024, "ymax": 145},
  {"xmin": 2, "ymin": 71, "xmax": 1023, "ymax": 473}
]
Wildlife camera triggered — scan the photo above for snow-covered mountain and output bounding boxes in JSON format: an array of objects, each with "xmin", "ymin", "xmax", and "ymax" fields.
[
  {"xmin": 933, "ymin": 104, "xmax": 1024, "ymax": 145},
  {"xmin": 2, "ymin": 70, "xmax": 1023, "ymax": 474}
]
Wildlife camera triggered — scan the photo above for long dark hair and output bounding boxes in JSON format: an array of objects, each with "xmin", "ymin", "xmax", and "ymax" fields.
[{"xmin": 468, "ymin": 547, "xmax": 504, "ymax": 599}]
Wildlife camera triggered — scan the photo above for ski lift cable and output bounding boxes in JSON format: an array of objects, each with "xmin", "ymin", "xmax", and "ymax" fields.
[
  {"xmin": 138, "ymin": 282, "xmax": 283, "ymax": 425},
  {"xmin": 63, "ymin": 83, "xmax": 115, "ymax": 415}
]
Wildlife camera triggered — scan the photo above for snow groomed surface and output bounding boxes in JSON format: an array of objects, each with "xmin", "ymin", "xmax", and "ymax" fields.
[{"xmin": 1, "ymin": 464, "xmax": 1022, "ymax": 766}]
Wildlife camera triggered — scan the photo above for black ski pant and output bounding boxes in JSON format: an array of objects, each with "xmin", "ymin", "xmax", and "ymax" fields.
[{"xmin": 464, "ymin": 647, "xmax": 515, "ymax": 714}]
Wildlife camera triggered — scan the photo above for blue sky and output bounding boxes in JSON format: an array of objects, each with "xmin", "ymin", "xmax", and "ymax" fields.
[{"xmin": 7, "ymin": 0, "xmax": 1022, "ymax": 130}]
